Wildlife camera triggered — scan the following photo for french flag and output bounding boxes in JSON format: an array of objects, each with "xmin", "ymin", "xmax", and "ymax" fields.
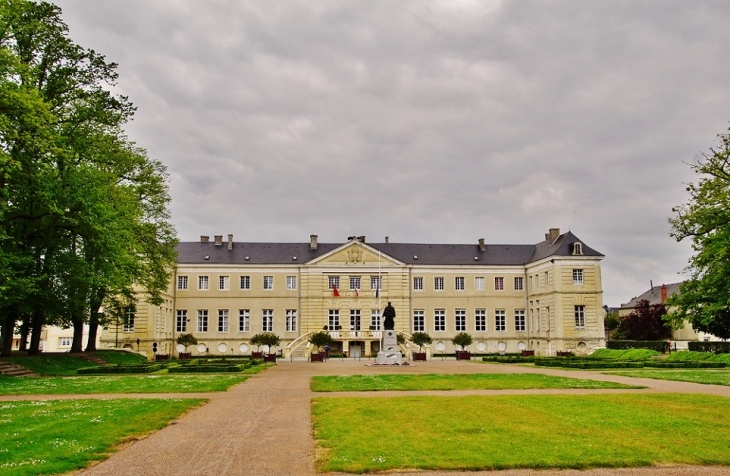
[{"xmin": 332, "ymin": 285, "xmax": 339, "ymax": 297}]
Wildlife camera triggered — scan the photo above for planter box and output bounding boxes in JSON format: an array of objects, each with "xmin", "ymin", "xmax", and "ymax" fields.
[
  {"xmin": 155, "ymin": 354, "xmax": 170, "ymax": 361},
  {"xmin": 412, "ymin": 352, "xmax": 427, "ymax": 361},
  {"xmin": 521, "ymin": 350, "xmax": 535, "ymax": 357},
  {"xmin": 455, "ymin": 351, "xmax": 471, "ymax": 361},
  {"xmin": 178, "ymin": 352, "xmax": 192, "ymax": 360},
  {"xmin": 310, "ymin": 353, "xmax": 325, "ymax": 362},
  {"xmin": 263, "ymin": 353, "xmax": 277, "ymax": 362},
  {"xmin": 556, "ymin": 351, "xmax": 573, "ymax": 357},
  {"xmin": 251, "ymin": 352, "xmax": 263, "ymax": 359}
]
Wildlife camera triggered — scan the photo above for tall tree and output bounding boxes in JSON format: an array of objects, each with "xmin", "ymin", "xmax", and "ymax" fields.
[
  {"xmin": 614, "ymin": 300, "xmax": 672, "ymax": 341},
  {"xmin": 669, "ymin": 127, "xmax": 730, "ymax": 339}
]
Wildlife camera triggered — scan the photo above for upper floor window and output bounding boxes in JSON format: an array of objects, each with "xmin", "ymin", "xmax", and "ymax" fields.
[
  {"xmin": 544, "ymin": 272, "xmax": 549, "ymax": 286},
  {"xmin": 328, "ymin": 309, "xmax": 340, "ymax": 330},
  {"xmin": 328, "ymin": 276, "xmax": 340, "ymax": 290},
  {"xmin": 413, "ymin": 277, "xmax": 423, "ymax": 291},
  {"xmin": 514, "ymin": 277, "xmax": 523, "ymax": 291},
  {"xmin": 434, "ymin": 277, "xmax": 444, "ymax": 291},
  {"xmin": 240, "ymin": 275, "xmax": 250, "ymax": 290},
  {"xmin": 286, "ymin": 276, "xmax": 297, "ymax": 290},
  {"xmin": 350, "ymin": 276, "xmax": 361, "ymax": 291},
  {"xmin": 371, "ymin": 309, "xmax": 381, "ymax": 331},
  {"xmin": 371, "ymin": 276, "xmax": 381, "ymax": 290},
  {"xmin": 123, "ymin": 307, "xmax": 135, "ymax": 332},
  {"xmin": 573, "ymin": 242, "xmax": 583, "ymax": 255},
  {"xmin": 219, "ymin": 276, "xmax": 229, "ymax": 290},
  {"xmin": 198, "ymin": 276, "xmax": 209, "ymax": 290},
  {"xmin": 494, "ymin": 277, "xmax": 504, "ymax": 291},
  {"xmin": 177, "ymin": 276, "xmax": 188, "ymax": 290},
  {"xmin": 263, "ymin": 276, "xmax": 274, "ymax": 290},
  {"xmin": 176, "ymin": 310, "xmax": 187, "ymax": 332},
  {"xmin": 573, "ymin": 269, "xmax": 584, "ymax": 285},
  {"xmin": 575, "ymin": 305, "xmax": 585, "ymax": 329},
  {"xmin": 455, "ymin": 277, "xmax": 465, "ymax": 291},
  {"xmin": 475, "ymin": 277, "xmax": 485, "ymax": 291}
]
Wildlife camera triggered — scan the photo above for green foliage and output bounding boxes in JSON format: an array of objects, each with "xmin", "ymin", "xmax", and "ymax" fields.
[
  {"xmin": 92, "ymin": 350, "xmax": 147, "ymax": 365},
  {"xmin": 77, "ymin": 364, "xmax": 163, "ymax": 374},
  {"xmin": 0, "ymin": 398, "xmax": 203, "ymax": 475},
  {"xmin": 666, "ymin": 351, "xmax": 730, "ymax": 364},
  {"xmin": 4, "ymin": 355, "xmax": 95, "ymax": 376},
  {"xmin": 687, "ymin": 341, "xmax": 730, "ymax": 353},
  {"xmin": 613, "ymin": 300, "xmax": 672, "ymax": 341},
  {"xmin": 608, "ymin": 369, "xmax": 730, "ymax": 386},
  {"xmin": 669, "ymin": 128, "xmax": 730, "ymax": 338},
  {"xmin": 396, "ymin": 333, "xmax": 405, "ymax": 345},
  {"xmin": 313, "ymin": 394, "xmax": 730, "ymax": 472},
  {"xmin": 588, "ymin": 348, "xmax": 660, "ymax": 360},
  {"xmin": 176, "ymin": 333, "xmax": 198, "ymax": 350},
  {"xmin": 250, "ymin": 332, "xmax": 280, "ymax": 352},
  {"xmin": 308, "ymin": 331, "xmax": 333, "ymax": 352},
  {"xmin": 451, "ymin": 332, "xmax": 472, "ymax": 350},
  {"xmin": 534, "ymin": 359, "xmax": 645, "ymax": 369},
  {"xmin": 167, "ymin": 364, "xmax": 246, "ymax": 373},
  {"xmin": 604, "ymin": 310, "xmax": 620, "ymax": 332},
  {"xmin": 606, "ymin": 340, "xmax": 668, "ymax": 353},
  {"xmin": 410, "ymin": 332, "xmax": 432, "ymax": 352}
]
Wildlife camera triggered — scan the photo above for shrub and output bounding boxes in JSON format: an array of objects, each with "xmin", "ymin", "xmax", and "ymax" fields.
[
  {"xmin": 688, "ymin": 341, "xmax": 730, "ymax": 354},
  {"xmin": 168, "ymin": 364, "xmax": 245, "ymax": 373},
  {"xmin": 588, "ymin": 349, "xmax": 659, "ymax": 361},
  {"xmin": 451, "ymin": 332, "xmax": 473, "ymax": 351},
  {"xmin": 534, "ymin": 358, "xmax": 644, "ymax": 369},
  {"xmin": 176, "ymin": 333, "xmax": 198, "ymax": 350},
  {"xmin": 482, "ymin": 356, "xmax": 536, "ymax": 363},
  {"xmin": 77, "ymin": 364, "xmax": 164, "ymax": 374},
  {"xmin": 607, "ymin": 340, "xmax": 668, "ymax": 353},
  {"xmin": 308, "ymin": 331, "xmax": 333, "ymax": 352},
  {"xmin": 410, "ymin": 332, "xmax": 432, "ymax": 352}
]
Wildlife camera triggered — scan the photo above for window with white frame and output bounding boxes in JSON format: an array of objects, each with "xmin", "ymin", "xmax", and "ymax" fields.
[
  {"xmin": 475, "ymin": 309, "xmax": 486, "ymax": 331},
  {"xmin": 494, "ymin": 277, "xmax": 504, "ymax": 291},
  {"xmin": 573, "ymin": 269, "xmax": 584, "ymax": 285},
  {"xmin": 371, "ymin": 276, "xmax": 381, "ymax": 290},
  {"xmin": 238, "ymin": 309, "xmax": 250, "ymax": 332},
  {"xmin": 197, "ymin": 310, "xmax": 208, "ymax": 332},
  {"xmin": 176, "ymin": 310, "xmax": 187, "ymax": 332},
  {"xmin": 263, "ymin": 276, "xmax": 274, "ymax": 290},
  {"xmin": 350, "ymin": 309, "xmax": 361, "ymax": 331},
  {"xmin": 495, "ymin": 309, "xmax": 506, "ymax": 331},
  {"xmin": 434, "ymin": 309, "xmax": 446, "ymax": 331},
  {"xmin": 123, "ymin": 308, "xmax": 135, "ymax": 332},
  {"xmin": 529, "ymin": 275, "xmax": 533, "ymax": 289},
  {"xmin": 286, "ymin": 309, "xmax": 297, "ymax": 332},
  {"xmin": 434, "ymin": 277, "xmax": 444, "ymax": 291},
  {"xmin": 218, "ymin": 310, "xmax": 229, "ymax": 332},
  {"xmin": 177, "ymin": 276, "xmax": 188, "ymax": 290},
  {"xmin": 59, "ymin": 336, "xmax": 72, "ymax": 347},
  {"xmin": 240, "ymin": 275, "xmax": 250, "ymax": 290},
  {"xmin": 328, "ymin": 309, "xmax": 340, "ymax": 330},
  {"xmin": 455, "ymin": 309, "xmax": 466, "ymax": 331},
  {"xmin": 328, "ymin": 276, "xmax": 339, "ymax": 290},
  {"xmin": 544, "ymin": 271, "xmax": 549, "ymax": 286},
  {"xmin": 371, "ymin": 309, "xmax": 381, "ymax": 330},
  {"xmin": 575, "ymin": 305, "xmax": 585, "ymax": 329},
  {"xmin": 286, "ymin": 276, "xmax": 297, "ymax": 290},
  {"xmin": 219, "ymin": 276, "xmax": 229, "ymax": 291},
  {"xmin": 475, "ymin": 277, "xmax": 485, "ymax": 291},
  {"xmin": 413, "ymin": 277, "xmax": 423, "ymax": 291},
  {"xmin": 535, "ymin": 301, "xmax": 541, "ymax": 330},
  {"xmin": 198, "ymin": 276, "xmax": 209, "ymax": 290},
  {"xmin": 413, "ymin": 309, "xmax": 425, "ymax": 332},
  {"xmin": 455, "ymin": 276, "xmax": 465, "ymax": 291},
  {"xmin": 262, "ymin": 309, "xmax": 273, "ymax": 332},
  {"xmin": 350, "ymin": 276, "xmax": 361, "ymax": 291},
  {"xmin": 515, "ymin": 309, "xmax": 526, "ymax": 331},
  {"xmin": 573, "ymin": 242, "xmax": 583, "ymax": 255},
  {"xmin": 514, "ymin": 277, "xmax": 523, "ymax": 291}
]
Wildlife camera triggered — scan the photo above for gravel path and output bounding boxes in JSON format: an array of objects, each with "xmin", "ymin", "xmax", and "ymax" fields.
[{"xmin": 38, "ymin": 360, "xmax": 727, "ymax": 475}]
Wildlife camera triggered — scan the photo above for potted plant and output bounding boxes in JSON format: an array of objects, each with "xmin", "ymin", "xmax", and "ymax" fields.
[
  {"xmin": 249, "ymin": 333, "xmax": 264, "ymax": 359},
  {"xmin": 452, "ymin": 332, "xmax": 473, "ymax": 360},
  {"xmin": 258, "ymin": 332, "xmax": 281, "ymax": 362},
  {"xmin": 176, "ymin": 333, "xmax": 197, "ymax": 360},
  {"xmin": 410, "ymin": 332, "xmax": 432, "ymax": 361},
  {"xmin": 308, "ymin": 331, "xmax": 333, "ymax": 363}
]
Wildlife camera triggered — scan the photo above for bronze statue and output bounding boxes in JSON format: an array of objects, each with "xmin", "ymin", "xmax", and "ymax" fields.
[{"xmin": 382, "ymin": 301, "xmax": 396, "ymax": 330}]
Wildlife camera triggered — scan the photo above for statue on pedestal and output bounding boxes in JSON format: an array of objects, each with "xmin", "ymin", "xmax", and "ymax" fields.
[{"xmin": 382, "ymin": 302, "xmax": 396, "ymax": 330}]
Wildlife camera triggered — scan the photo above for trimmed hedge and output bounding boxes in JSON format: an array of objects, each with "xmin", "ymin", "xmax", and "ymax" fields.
[
  {"xmin": 482, "ymin": 356, "xmax": 536, "ymax": 363},
  {"xmin": 77, "ymin": 364, "xmax": 163, "ymax": 375},
  {"xmin": 168, "ymin": 364, "xmax": 246, "ymax": 373},
  {"xmin": 534, "ymin": 358, "xmax": 644, "ymax": 369},
  {"xmin": 688, "ymin": 341, "xmax": 730, "ymax": 354},
  {"xmin": 607, "ymin": 340, "xmax": 668, "ymax": 353},
  {"xmin": 588, "ymin": 348, "xmax": 660, "ymax": 361},
  {"xmin": 644, "ymin": 361, "xmax": 727, "ymax": 369}
]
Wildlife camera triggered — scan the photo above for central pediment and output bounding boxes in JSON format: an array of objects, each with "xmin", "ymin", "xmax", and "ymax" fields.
[{"xmin": 308, "ymin": 242, "xmax": 402, "ymax": 267}]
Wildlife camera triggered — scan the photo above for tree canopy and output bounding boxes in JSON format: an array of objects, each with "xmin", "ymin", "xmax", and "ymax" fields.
[
  {"xmin": 0, "ymin": 0, "xmax": 176, "ymax": 356},
  {"xmin": 668, "ymin": 127, "xmax": 730, "ymax": 339},
  {"xmin": 614, "ymin": 300, "xmax": 672, "ymax": 341}
]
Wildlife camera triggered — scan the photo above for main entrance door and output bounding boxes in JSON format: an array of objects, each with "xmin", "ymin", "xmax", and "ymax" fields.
[{"xmin": 350, "ymin": 342, "xmax": 362, "ymax": 358}]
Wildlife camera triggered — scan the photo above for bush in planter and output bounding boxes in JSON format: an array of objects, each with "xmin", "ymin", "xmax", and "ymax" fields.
[
  {"xmin": 452, "ymin": 332, "xmax": 472, "ymax": 351},
  {"xmin": 252, "ymin": 332, "xmax": 280, "ymax": 356},
  {"xmin": 308, "ymin": 331, "xmax": 333, "ymax": 353}
]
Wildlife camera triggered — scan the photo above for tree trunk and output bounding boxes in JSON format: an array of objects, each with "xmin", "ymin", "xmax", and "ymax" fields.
[
  {"xmin": 0, "ymin": 308, "xmax": 17, "ymax": 357},
  {"xmin": 70, "ymin": 314, "xmax": 85, "ymax": 353},
  {"xmin": 19, "ymin": 318, "xmax": 29, "ymax": 352},
  {"xmin": 28, "ymin": 308, "xmax": 45, "ymax": 355},
  {"xmin": 85, "ymin": 290, "xmax": 105, "ymax": 352}
]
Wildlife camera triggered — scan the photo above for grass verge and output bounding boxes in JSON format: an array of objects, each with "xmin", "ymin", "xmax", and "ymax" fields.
[
  {"xmin": 606, "ymin": 369, "xmax": 730, "ymax": 386},
  {"xmin": 3, "ymin": 354, "xmax": 96, "ymax": 376},
  {"xmin": 0, "ymin": 374, "xmax": 249, "ymax": 395},
  {"xmin": 0, "ymin": 398, "xmax": 204, "ymax": 475},
  {"xmin": 313, "ymin": 394, "xmax": 730, "ymax": 472},
  {"xmin": 310, "ymin": 373, "xmax": 642, "ymax": 392}
]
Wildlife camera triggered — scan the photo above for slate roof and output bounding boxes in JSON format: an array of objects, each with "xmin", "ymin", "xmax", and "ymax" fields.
[
  {"xmin": 621, "ymin": 282, "xmax": 683, "ymax": 309},
  {"xmin": 177, "ymin": 231, "xmax": 603, "ymax": 266}
]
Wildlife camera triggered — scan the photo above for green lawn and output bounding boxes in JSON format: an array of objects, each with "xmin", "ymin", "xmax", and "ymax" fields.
[
  {"xmin": 313, "ymin": 394, "xmax": 730, "ymax": 472},
  {"xmin": 311, "ymin": 373, "xmax": 642, "ymax": 392},
  {"xmin": 607, "ymin": 369, "xmax": 730, "ymax": 386},
  {"xmin": 0, "ymin": 398, "xmax": 204, "ymax": 475},
  {"xmin": 0, "ymin": 374, "xmax": 249, "ymax": 395},
  {"xmin": 3, "ymin": 354, "xmax": 97, "ymax": 376},
  {"xmin": 92, "ymin": 351, "xmax": 148, "ymax": 365}
]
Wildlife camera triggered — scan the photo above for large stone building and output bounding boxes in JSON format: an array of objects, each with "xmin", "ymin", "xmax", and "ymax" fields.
[{"xmin": 101, "ymin": 228, "xmax": 606, "ymax": 358}]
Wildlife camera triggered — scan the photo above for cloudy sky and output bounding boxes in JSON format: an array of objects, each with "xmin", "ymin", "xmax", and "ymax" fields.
[{"xmin": 53, "ymin": 0, "xmax": 730, "ymax": 306}]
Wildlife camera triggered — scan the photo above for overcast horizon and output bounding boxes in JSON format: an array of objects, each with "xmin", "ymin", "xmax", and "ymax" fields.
[{"xmin": 53, "ymin": 0, "xmax": 730, "ymax": 306}]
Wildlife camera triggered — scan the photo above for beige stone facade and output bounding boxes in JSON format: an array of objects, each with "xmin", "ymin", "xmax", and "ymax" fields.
[{"xmin": 100, "ymin": 229, "xmax": 606, "ymax": 358}]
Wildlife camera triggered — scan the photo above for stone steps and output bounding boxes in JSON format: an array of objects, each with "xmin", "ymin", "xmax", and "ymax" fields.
[{"xmin": 0, "ymin": 361, "xmax": 41, "ymax": 378}]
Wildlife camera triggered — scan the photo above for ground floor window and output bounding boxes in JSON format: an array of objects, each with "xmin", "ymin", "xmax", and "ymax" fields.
[
  {"xmin": 286, "ymin": 309, "xmax": 297, "ymax": 332},
  {"xmin": 371, "ymin": 309, "xmax": 381, "ymax": 330},
  {"xmin": 262, "ymin": 309, "xmax": 273, "ymax": 332},
  {"xmin": 413, "ymin": 309, "xmax": 424, "ymax": 332},
  {"xmin": 495, "ymin": 309, "xmax": 506, "ymax": 331},
  {"xmin": 575, "ymin": 305, "xmax": 585, "ymax": 329},
  {"xmin": 515, "ymin": 309, "xmax": 525, "ymax": 331},
  {"xmin": 197, "ymin": 310, "xmax": 208, "ymax": 332},
  {"xmin": 176, "ymin": 310, "xmax": 187, "ymax": 332},
  {"xmin": 350, "ymin": 309, "xmax": 361, "ymax": 331},
  {"xmin": 238, "ymin": 309, "xmax": 249, "ymax": 332},
  {"xmin": 123, "ymin": 308, "xmax": 135, "ymax": 333},
  {"xmin": 218, "ymin": 309, "xmax": 229, "ymax": 332},
  {"xmin": 434, "ymin": 309, "xmax": 445, "ymax": 332},
  {"xmin": 475, "ymin": 309, "xmax": 486, "ymax": 331}
]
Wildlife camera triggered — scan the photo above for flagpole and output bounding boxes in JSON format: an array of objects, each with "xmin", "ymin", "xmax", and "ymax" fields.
[{"xmin": 378, "ymin": 248, "xmax": 382, "ymax": 356}]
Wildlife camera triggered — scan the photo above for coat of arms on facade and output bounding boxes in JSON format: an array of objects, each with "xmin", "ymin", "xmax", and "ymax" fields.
[{"xmin": 347, "ymin": 248, "xmax": 363, "ymax": 263}]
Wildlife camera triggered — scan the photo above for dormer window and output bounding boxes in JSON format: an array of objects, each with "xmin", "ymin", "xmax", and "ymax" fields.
[{"xmin": 573, "ymin": 242, "xmax": 583, "ymax": 255}]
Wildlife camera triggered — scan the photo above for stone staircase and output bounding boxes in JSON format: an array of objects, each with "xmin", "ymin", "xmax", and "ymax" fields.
[
  {"xmin": 0, "ymin": 361, "xmax": 40, "ymax": 378},
  {"xmin": 77, "ymin": 353, "xmax": 108, "ymax": 367}
]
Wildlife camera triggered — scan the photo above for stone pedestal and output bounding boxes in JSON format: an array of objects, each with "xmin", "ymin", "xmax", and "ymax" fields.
[{"xmin": 376, "ymin": 330, "xmax": 402, "ymax": 365}]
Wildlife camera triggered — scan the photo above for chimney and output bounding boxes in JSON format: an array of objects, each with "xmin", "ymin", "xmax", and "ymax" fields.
[
  {"xmin": 214, "ymin": 235, "xmax": 223, "ymax": 246},
  {"xmin": 385, "ymin": 236, "xmax": 389, "ymax": 243},
  {"xmin": 548, "ymin": 228, "xmax": 560, "ymax": 243},
  {"xmin": 358, "ymin": 235, "xmax": 366, "ymax": 243},
  {"xmin": 200, "ymin": 235, "xmax": 209, "ymax": 243},
  {"xmin": 478, "ymin": 238, "xmax": 485, "ymax": 251},
  {"xmin": 227, "ymin": 234, "xmax": 233, "ymax": 251},
  {"xmin": 310, "ymin": 234, "xmax": 318, "ymax": 251},
  {"xmin": 661, "ymin": 284, "xmax": 668, "ymax": 303}
]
